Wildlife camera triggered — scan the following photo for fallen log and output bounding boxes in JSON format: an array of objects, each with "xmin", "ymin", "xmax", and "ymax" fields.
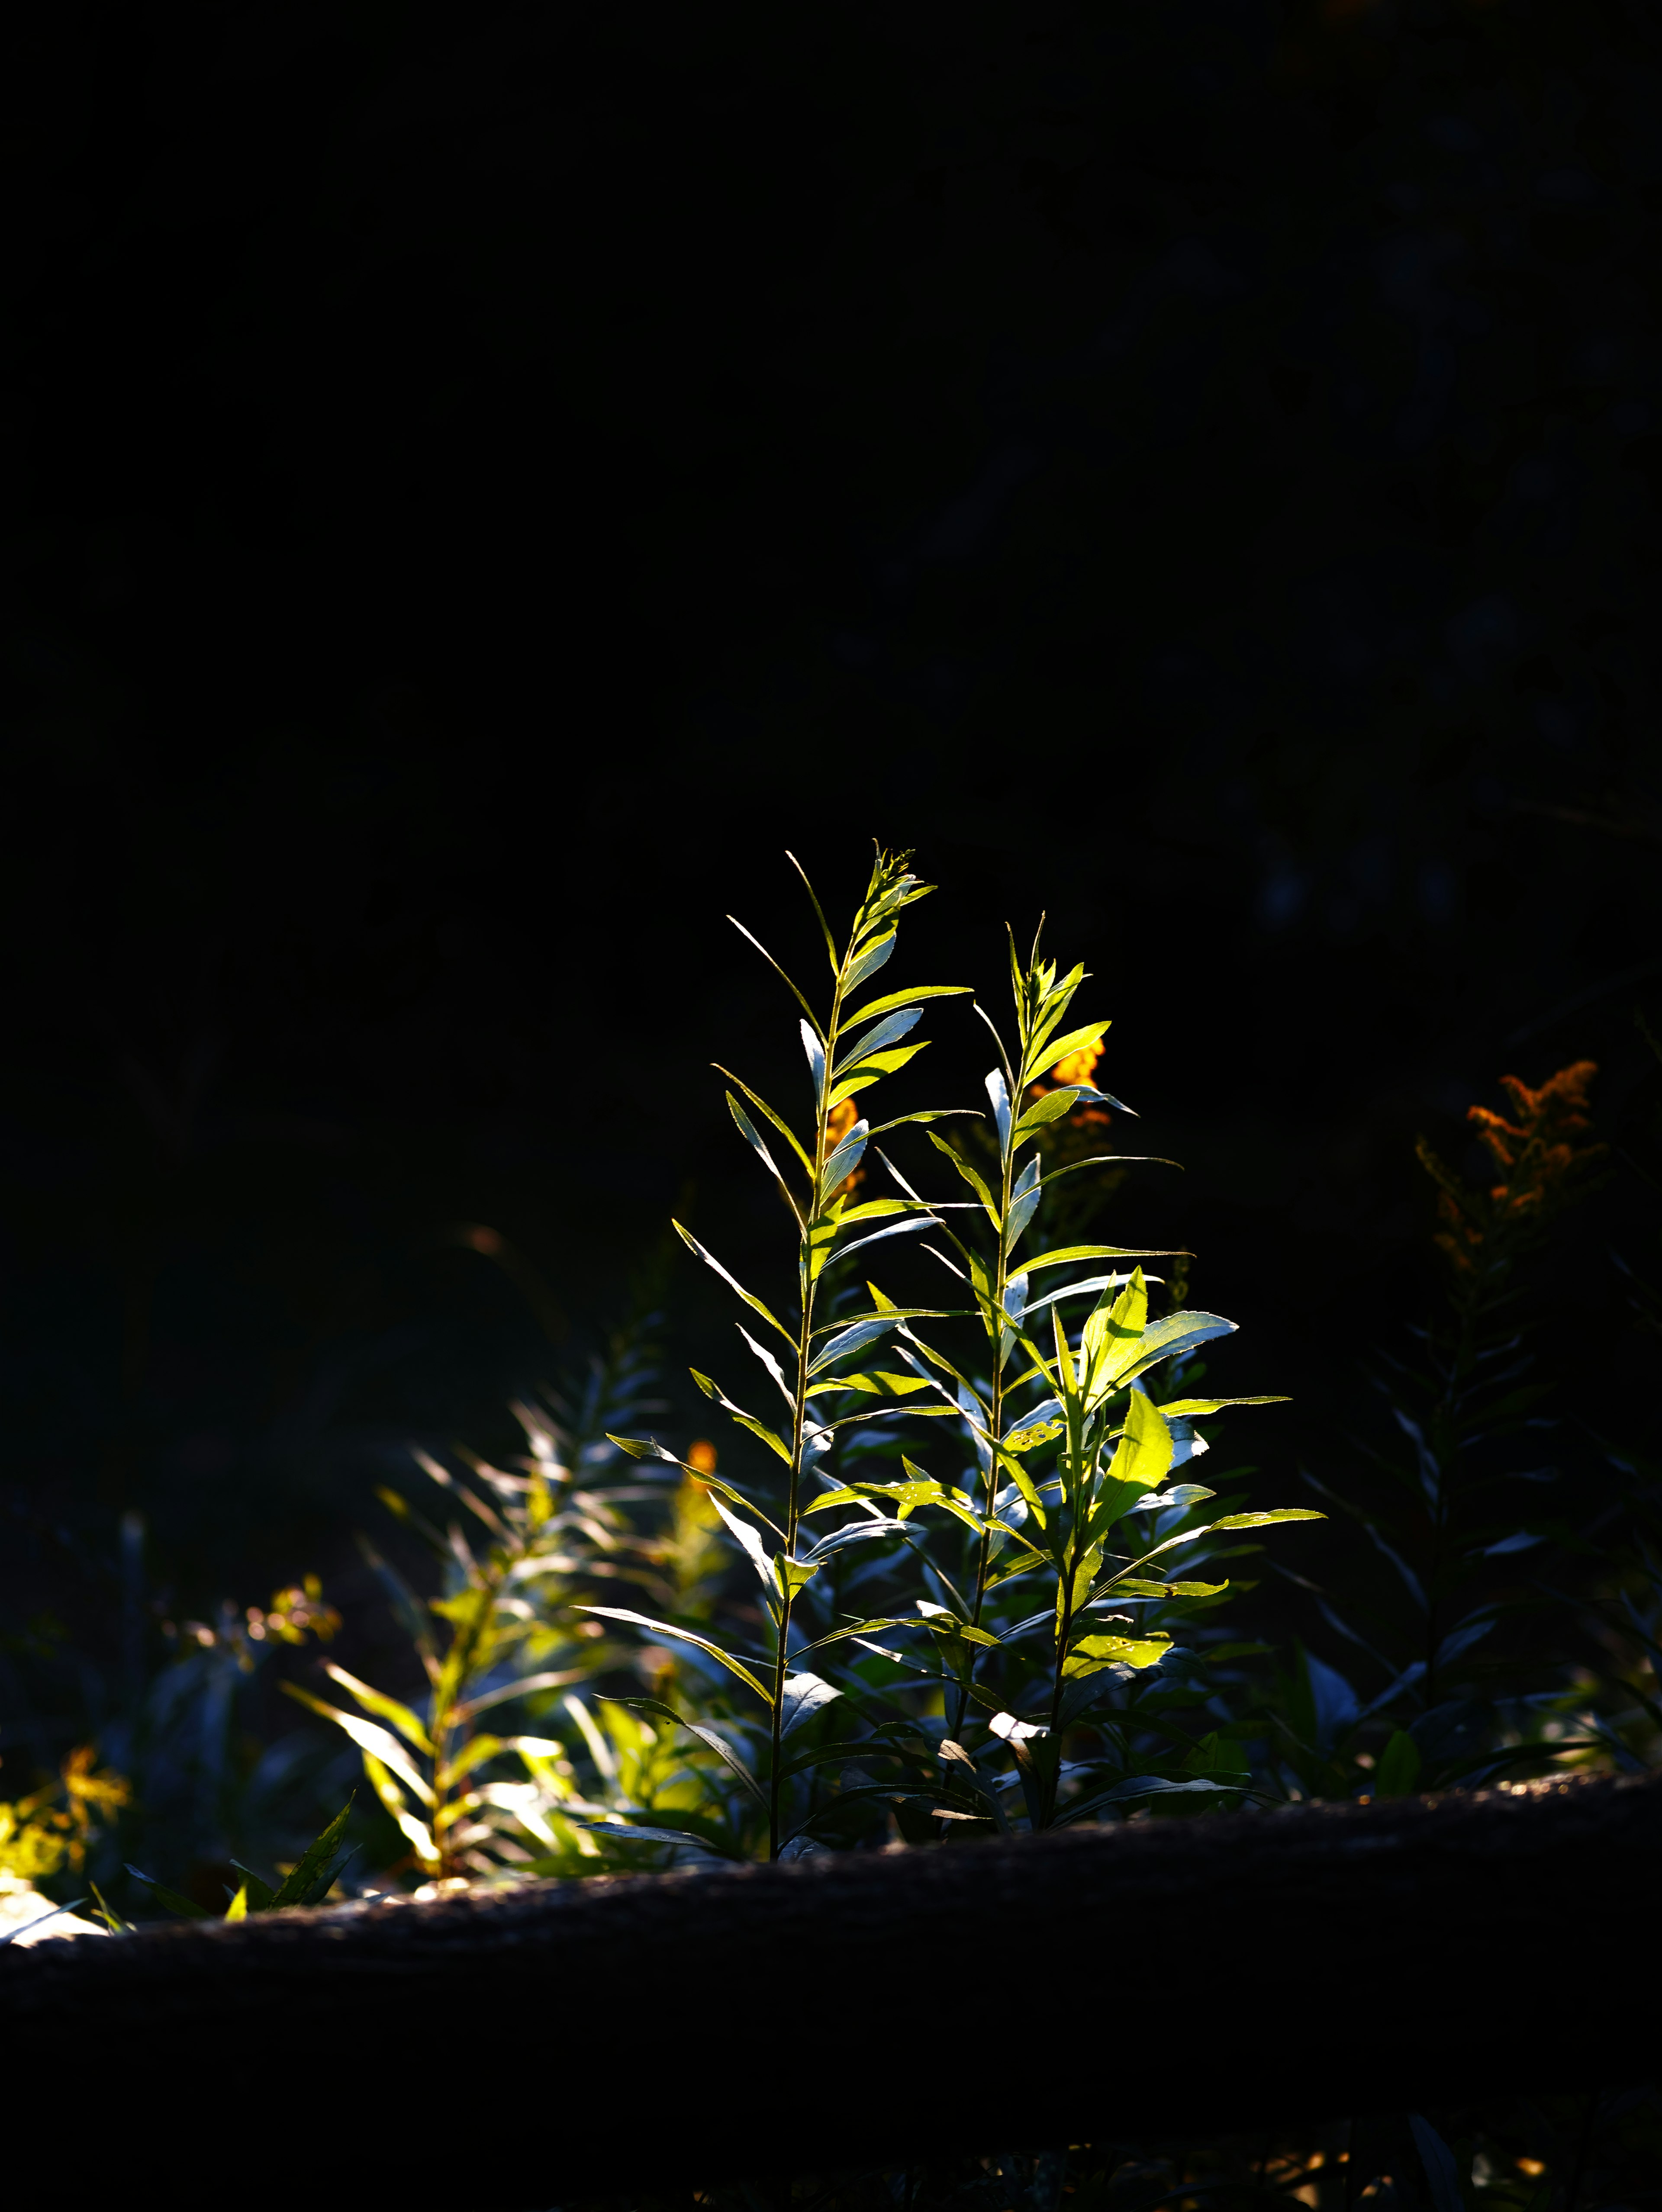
[{"xmin": 6, "ymin": 1771, "xmax": 1658, "ymax": 2202}]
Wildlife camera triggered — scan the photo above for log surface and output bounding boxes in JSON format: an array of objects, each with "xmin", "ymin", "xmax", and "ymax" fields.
[{"xmin": 6, "ymin": 1772, "xmax": 1658, "ymax": 2202}]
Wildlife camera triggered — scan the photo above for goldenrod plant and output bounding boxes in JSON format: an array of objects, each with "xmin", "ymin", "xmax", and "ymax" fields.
[
  {"xmin": 286, "ymin": 1325, "xmax": 728, "ymax": 1881},
  {"xmin": 0, "ymin": 1747, "xmax": 129, "ymax": 1946},
  {"xmin": 597, "ymin": 854, "xmax": 1320, "ymax": 1853},
  {"xmin": 825, "ymin": 923, "xmax": 1314, "ymax": 1831},
  {"xmin": 1256, "ymin": 1064, "xmax": 1612, "ymax": 1802},
  {"xmin": 596, "ymin": 846, "xmax": 978, "ymax": 1857}
]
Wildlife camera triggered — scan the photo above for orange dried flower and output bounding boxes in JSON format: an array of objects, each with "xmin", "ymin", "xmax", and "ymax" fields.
[{"xmin": 1425, "ymin": 1061, "xmax": 1606, "ymax": 1282}]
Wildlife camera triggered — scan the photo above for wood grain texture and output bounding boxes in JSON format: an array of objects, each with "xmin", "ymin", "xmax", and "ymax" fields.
[{"xmin": 6, "ymin": 1771, "xmax": 1658, "ymax": 2203}]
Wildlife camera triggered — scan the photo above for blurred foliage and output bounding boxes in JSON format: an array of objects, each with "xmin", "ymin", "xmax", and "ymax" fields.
[{"xmin": 0, "ymin": 1746, "xmax": 127, "ymax": 1886}]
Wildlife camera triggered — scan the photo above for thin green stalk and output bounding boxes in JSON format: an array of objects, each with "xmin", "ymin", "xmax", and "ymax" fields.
[
  {"xmin": 952, "ymin": 1122, "xmax": 1015, "ymax": 1739},
  {"xmin": 769, "ymin": 955, "xmax": 849, "ymax": 1858}
]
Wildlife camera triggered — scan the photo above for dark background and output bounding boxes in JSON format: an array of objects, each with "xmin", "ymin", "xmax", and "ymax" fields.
[{"xmin": 3, "ymin": 1, "xmax": 1660, "ymax": 1679}]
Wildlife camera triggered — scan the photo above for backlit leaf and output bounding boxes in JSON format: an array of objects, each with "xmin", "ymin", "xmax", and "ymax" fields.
[
  {"xmin": 578, "ymin": 1606, "xmax": 776, "ymax": 1707},
  {"xmin": 673, "ymin": 1221, "xmax": 796, "ymax": 1347},
  {"xmin": 322, "ymin": 1662, "xmax": 434, "ymax": 1755},
  {"xmin": 841, "ymin": 984, "xmax": 972, "ymax": 1025}
]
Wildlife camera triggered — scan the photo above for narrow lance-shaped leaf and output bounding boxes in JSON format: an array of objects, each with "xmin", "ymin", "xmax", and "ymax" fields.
[
  {"xmin": 322, "ymin": 1662, "xmax": 434, "ymax": 1755},
  {"xmin": 841, "ymin": 984, "xmax": 972, "ymax": 1025},
  {"xmin": 832, "ymin": 1005, "xmax": 924, "ymax": 1075},
  {"xmin": 690, "ymin": 1368, "xmax": 794, "ymax": 1465},
  {"xmin": 577, "ymin": 1606, "xmax": 776, "ymax": 1707},
  {"xmin": 703, "ymin": 1487, "xmax": 780, "ymax": 1596},
  {"xmin": 601, "ymin": 1697, "xmax": 769, "ymax": 1810},
  {"xmin": 728, "ymin": 913, "xmax": 824, "ymax": 1036},
  {"xmin": 673, "ymin": 1221, "xmax": 797, "ymax": 1348},
  {"xmin": 281, "ymin": 1683, "xmax": 438, "ymax": 1806},
  {"xmin": 727, "ymin": 1093, "xmax": 804, "ymax": 1225}
]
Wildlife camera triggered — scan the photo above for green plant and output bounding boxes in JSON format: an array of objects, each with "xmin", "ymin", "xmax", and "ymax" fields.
[
  {"xmin": 119, "ymin": 1794, "xmax": 358, "ymax": 1923},
  {"xmin": 835, "ymin": 926, "xmax": 1315, "ymax": 1832},
  {"xmin": 594, "ymin": 856, "xmax": 1321, "ymax": 1855},
  {"xmin": 595, "ymin": 846, "xmax": 975, "ymax": 1857},
  {"xmin": 286, "ymin": 1399, "xmax": 644, "ymax": 1881},
  {"xmin": 1257, "ymin": 1062, "xmax": 1612, "ymax": 1801}
]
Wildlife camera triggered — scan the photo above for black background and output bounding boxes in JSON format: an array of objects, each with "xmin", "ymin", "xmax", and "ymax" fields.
[{"xmin": 3, "ymin": 1, "xmax": 1660, "ymax": 1675}]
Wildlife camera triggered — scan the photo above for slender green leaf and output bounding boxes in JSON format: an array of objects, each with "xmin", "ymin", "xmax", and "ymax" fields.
[
  {"xmin": 570, "ymin": 1817, "xmax": 737, "ymax": 1855},
  {"xmin": 322, "ymin": 1662, "xmax": 434, "ymax": 1755},
  {"xmin": 712, "ymin": 1066, "xmax": 814, "ymax": 1174},
  {"xmin": 281, "ymin": 1683, "xmax": 437, "ymax": 1807},
  {"xmin": 1027, "ymin": 1020, "xmax": 1110, "ymax": 1084},
  {"xmin": 841, "ymin": 984, "xmax": 972, "ymax": 1026},
  {"xmin": 125, "ymin": 1867, "xmax": 209, "ymax": 1920},
  {"xmin": 704, "ymin": 1487, "xmax": 779, "ymax": 1594},
  {"xmin": 229, "ymin": 1861, "xmax": 277, "ymax": 1910},
  {"xmin": 832, "ymin": 1006, "xmax": 924, "ymax": 1076},
  {"xmin": 1157, "ymin": 1395, "xmax": 1292, "ymax": 1416},
  {"xmin": 1211, "ymin": 1510, "xmax": 1326, "ymax": 1529},
  {"xmin": 844, "ymin": 931, "xmax": 897, "ymax": 993},
  {"xmin": 689, "ymin": 1369, "xmax": 795, "ymax": 1464},
  {"xmin": 784, "ymin": 849, "xmax": 840, "ymax": 975},
  {"xmin": 673, "ymin": 1222, "xmax": 796, "ymax": 1348},
  {"xmin": 267, "ymin": 1797, "xmax": 357, "ymax": 1910},
  {"xmin": 601, "ymin": 1697, "xmax": 769, "ymax": 1809},
  {"xmin": 578, "ymin": 1606, "xmax": 775, "ymax": 1707},
  {"xmin": 728, "ymin": 914, "xmax": 824, "ymax": 1037},
  {"xmin": 1012, "ymin": 1087, "xmax": 1080, "ymax": 1140},
  {"xmin": 1024, "ymin": 1245, "xmax": 1179, "ymax": 1273},
  {"xmin": 727, "ymin": 1093, "xmax": 804, "ymax": 1223}
]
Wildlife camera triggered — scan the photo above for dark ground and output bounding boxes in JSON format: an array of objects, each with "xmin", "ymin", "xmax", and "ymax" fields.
[{"xmin": 3, "ymin": 2, "xmax": 1660, "ymax": 1709}]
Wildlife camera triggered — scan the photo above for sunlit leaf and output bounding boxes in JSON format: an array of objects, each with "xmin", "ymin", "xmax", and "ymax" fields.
[
  {"xmin": 322, "ymin": 1662, "xmax": 434, "ymax": 1755},
  {"xmin": 820, "ymin": 1118, "xmax": 869, "ymax": 1191},
  {"xmin": 701, "ymin": 1488, "xmax": 780, "ymax": 1594},
  {"xmin": 844, "ymin": 930, "xmax": 896, "ymax": 993},
  {"xmin": 1027, "ymin": 1019, "xmax": 1110, "ymax": 1084},
  {"xmin": 927, "ymin": 1131, "xmax": 998, "ymax": 1221},
  {"xmin": 1064, "ymin": 1630, "xmax": 1172, "ymax": 1674},
  {"xmin": 841, "ymin": 984, "xmax": 972, "ymax": 1025},
  {"xmin": 985, "ymin": 1067, "xmax": 1012, "ymax": 1148},
  {"xmin": 712, "ymin": 1065, "xmax": 814, "ymax": 1174},
  {"xmin": 1024, "ymin": 1244, "xmax": 1177, "ymax": 1273},
  {"xmin": 1012, "ymin": 1087, "xmax": 1079, "ymax": 1139},
  {"xmin": 673, "ymin": 1221, "xmax": 796, "ymax": 1348},
  {"xmin": 727, "ymin": 1093, "xmax": 804, "ymax": 1222},
  {"xmin": 832, "ymin": 1005, "xmax": 924, "ymax": 1075},
  {"xmin": 780, "ymin": 1672, "xmax": 841, "ymax": 1735},
  {"xmin": 689, "ymin": 1369, "xmax": 794, "ymax": 1464},
  {"xmin": 578, "ymin": 1606, "xmax": 775, "ymax": 1707},
  {"xmin": 1211, "ymin": 1510, "xmax": 1326, "ymax": 1529},
  {"xmin": 728, "ymin": 913, "xmax": 824, "ymax": 1036},
  {"xmin": 1157, "ymin": 1395, "xmax": 1292, "ymax": 1416},
  {"xmin": 282, "ymin": 1683, "xmax": 438, "ymax": 1805}
]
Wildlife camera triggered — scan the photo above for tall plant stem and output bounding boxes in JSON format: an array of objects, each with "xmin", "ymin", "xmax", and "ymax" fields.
[
  {"xmin": 952, "ymin": 1135, "xmax": 1015, "ymax": 1739},
  {"xmin": 769, "ymin": 955, "xmax": 849, "ymax": 1858}
]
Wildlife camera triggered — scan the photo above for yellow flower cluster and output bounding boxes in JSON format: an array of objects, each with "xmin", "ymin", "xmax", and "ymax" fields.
[{"xmin": 0, "ymin": 1746, "xmax": 130, "ymax": 1881}]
